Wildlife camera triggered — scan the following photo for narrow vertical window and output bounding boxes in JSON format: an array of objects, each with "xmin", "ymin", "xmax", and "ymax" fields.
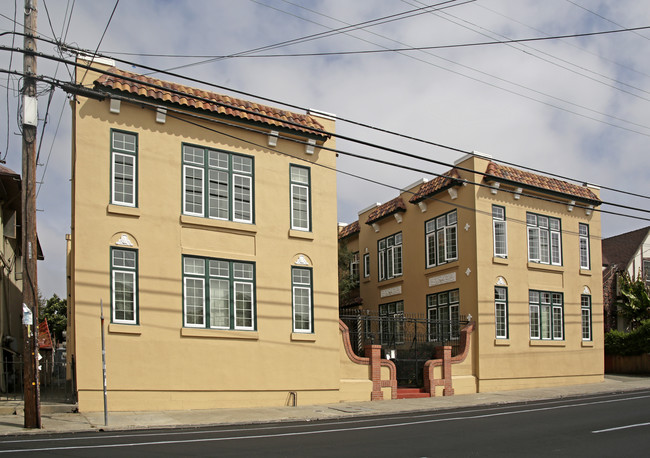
[
  {"xmin": 350, "ymin": 252, "xmax": 359, "ymax": 282},
  {"xmin": 111, "ymin": 130, "xmax": 137, "ymax": 207},
  {"xmin": 292, "ymin": 267, "xmax": 313, "ymax": 333},
  {"xmin": 495, "ymin": 287, "xmax": 508, "ymax": 339},
  {"xmin": 579, "ymin": 223, "xmax": 590, "ymax": 270},
  {"xmin": 581, "ymin": 295, "xmax": 592, "ymax": 341},
  {"xmin": 427, "ymin": 289, "xmax": 460, "ymax": 342},
  {"xmin": 363, "ymin": 253, "xmax": 370, "ymax": 278},
  {"xmin": 378, "ymin": 233, "xmax": 402, "ymax": 281},
  {"xmin": 290, "ymin": 165, "xmax": 311, "ymax": 231},
  {"xmin": 492, "ymin": 206, "xmax": 507, "ymax": 258},
  {"xmin": 111, "ymin": 247, "xmax": 137, "ymax": 324}
]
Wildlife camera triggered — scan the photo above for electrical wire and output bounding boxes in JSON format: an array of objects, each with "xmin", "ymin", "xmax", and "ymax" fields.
[
  {"xmin": 78, "ymin": 0, "xmax": 119, "ymax": 84},
  {"xmin": 2, "ymin": 0, "xmax": 18, "ymax": 163}
]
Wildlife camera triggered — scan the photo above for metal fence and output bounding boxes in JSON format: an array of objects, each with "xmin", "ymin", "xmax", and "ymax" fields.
[
  {"xmin": 340, "ymin": 312, "xmax": 468, "ymax": 387},
  {"xmin": 1, "ymin": 357, "xmax": 76, "ymax": 403}
]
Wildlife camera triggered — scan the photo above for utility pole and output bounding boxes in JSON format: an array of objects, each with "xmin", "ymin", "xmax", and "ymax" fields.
[{"xmin": 22, "ymin": 0, "xmax": 41, "ymax": 429}]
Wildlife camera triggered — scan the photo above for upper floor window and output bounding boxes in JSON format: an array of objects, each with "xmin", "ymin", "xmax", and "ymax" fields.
[
  {"xmin": 527, "ymin": 213, "xmax": 562, "ymax": 266},
  {"xmin": 492, "ymin": 206, "xmax": 507, "ymax": 258},
  {"xmin": 111, "ymin": 130, "xmax": 137, "ymax": 207},
  {"xmin": 378, "ymin": 232, "xmax": 402, "ymax": 281},
  {"xmin": 643, "ymin": 259, "xmax": 650, "ymax": 285},
  {"xmin": 363, "ymin": 253, "xmax": 370, "ymax": 278},
  {"xmin": 427, "ymin": 289, "xmax": 460, "ymax": 341},
  {"xmin": 111, "ymin": 247, "xmax": 138, "ymax": 324},
  {"xmin": 579, "ymin": 223, "xmax": 590, "ymax": 269},
  {"xmin": 183, "ymin": 256, "xmax": 255, "ymax": 330},
  {"xmin": 350, "ymin": 252, "xmax": 359, "ymax": 282},
  {"xmin": 529, "ymin": 290, "xmax": 563, "ymax": 340},
  {"xmin": 425, "ymin": 210, "xmax": 458, "ymax": 268},
  {"xmin": 182, "ymin": 145, "xmax": 253, "ymax": 223},
  {"xmin": 290, "ymin": 165, "xmax": 311, "ymax": 231},
  {"xmin": 292, "ymin": 267, "xmax": 313, "ymax": 333}
]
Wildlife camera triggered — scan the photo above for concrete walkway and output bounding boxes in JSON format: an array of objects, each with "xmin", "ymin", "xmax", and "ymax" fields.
[{"xmin": 1, "ymin": 374, "xmax": 648, "ymax": 436}]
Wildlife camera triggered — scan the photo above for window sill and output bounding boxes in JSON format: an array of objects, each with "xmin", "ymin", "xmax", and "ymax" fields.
[
  {"xmin": 108, "ymin": 323, "xmax": 141, "ymax": 335},
  {"xmin": 527, "ymin": 262, "xmax": 564, "ymax": 273},
  {"xmin": 492, "ymin": 256, "xmax": 508, "ymax": 265},
  {"xmin": 107, "ymin": 204, "xmax": 140, "ymax": 218},
  {"xmin": 494, "ymin": 338, "xmax": 510, "ymax": 346},
  {"xmin": 529, "ymin": 339, "xmax": 565, "ymax": 347},
  {"xmin": 579, "ymin": 269, "xmax": 592, "ymax": 276},
  {"xmin": 288, "ymin": 229, "xmax": 314, "ymax": 240},
  {"xmin": 581, "ymin": 340, "xmax": 594, "ymax": 347},
  {"xmin": 291, "ymin": 332, "xmax": 316, "ymax": 342},
  {"xmin": 424, "ymin": 261, "xmax": 459, "ymax": 275},
  {"xmin": 180, "ymin": 327, "xmax": 259, "ymax": 340},
  {"xmin": 180, "ymin": 215, "xmax": 257, "ymax": 234}
]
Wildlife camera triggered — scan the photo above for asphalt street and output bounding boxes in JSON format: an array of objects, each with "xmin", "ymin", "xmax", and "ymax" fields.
[{"xmin": 1, "ymin": 389, "xmax": 649, "ymax": 457}]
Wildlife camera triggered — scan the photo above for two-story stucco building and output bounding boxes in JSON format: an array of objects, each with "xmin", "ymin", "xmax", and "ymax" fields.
[{"xmin": 339, "ymin": 152, "xmax": 604, "ymax": 393}]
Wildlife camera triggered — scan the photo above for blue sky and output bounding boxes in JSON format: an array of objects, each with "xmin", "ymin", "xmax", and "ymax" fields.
[{"xmin": 1, "ymin": 0, "xmax": 649, "ymax": 298}]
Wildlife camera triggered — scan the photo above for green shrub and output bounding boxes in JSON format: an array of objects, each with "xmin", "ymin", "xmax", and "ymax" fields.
[{"xmin": 605, "ymin": 320, "xmax": 650, "ymax": 356}]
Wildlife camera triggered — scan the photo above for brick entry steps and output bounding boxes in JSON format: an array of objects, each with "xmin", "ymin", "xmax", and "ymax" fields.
[{"xmin": 396, "ymin": 387, "xmax": 429, "ymax": 399}]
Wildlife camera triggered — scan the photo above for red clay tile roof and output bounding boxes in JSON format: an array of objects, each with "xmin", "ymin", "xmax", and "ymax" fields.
[
  {"xmin": 485, "ymin": 162, "xmax": 600, "ymax": 204},
  {"xmin": 338, "ymin": 220, "xmax": 360, "ymax": 240},
  {"xmin": 602, "ymin": 226, "xmax": 650, "ymax": 268},
  {"xmin": 365, "ymin": 197, "xmax": 407, "ymax": 225},
  {"xmin": 409, "ymin": 169, "xmax": 462, "ymax": 203},
  {"xmin": 94, "ymin": 67, "xmax": 328, "ymax": 138},
  {"xmin": 0, "ymin": 164, "xmax": 19, "ymax": 177}
]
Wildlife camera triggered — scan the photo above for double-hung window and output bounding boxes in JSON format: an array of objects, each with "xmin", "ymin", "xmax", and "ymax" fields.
[
  {"xmin": 292, "ymin": 267, "xmax": 313, "ymax": 333},
  {"xmin": 290, "ymin": 165, "xmax": 311, "ymax": 231},
  {"xmin": 527, "ymin": 213, "xmax": 562, "ymax": 266},
  {"xmin": 182, "ymin": 145, "xmax": 253, "ymax": 223},
  {"xmin": 644, "ymin": 260, "xmax": 650, "ymax": 286},
  {"xmin": 581, "ymin": 295, "xmax": 592, "ymax": 341},
  {"xmin": 492, "ymin": 206, "xmax": 507, "ymax": 258},
  {"xmin": 363, "ymin": 253, "xmax": 370, "ymax": 278},
  {"xmin": 183, "ymin": 256, "xmax": 255, "ymax": 330},
  {"xmin": 379, "ymin": 301, "xmax": 404, "ymax": 345},
  {"xmin": 111, "ymin": 130, "xmax": 137, "ymax": 207},
  {"xmin": 350, "ymin": 252, "xmax": 359, "ymax": 282},
  {"xmin": 111, "ymin": 247, "xmax": 137, "ymax": 324},
  {"xmin": 529, "ymin": 290, "xmax": 563, "ymax": 340},
  {"xmin": 495, "ymin": 287, "xmax": 508, "ymax": 339},
  {"xmin": 378, "ymin": 233, "xmax": 402, "ymax": 281},
  {"xmin": 425, "ymin": 210, "xmax": 458, "ymax": 268},
  {"xmin": 579, "ymin": 223, "xmax": 590, "ymax": 269},
  {"xmin": 427, "ymin": 289, "xmax": 460, "ymax": 342}
]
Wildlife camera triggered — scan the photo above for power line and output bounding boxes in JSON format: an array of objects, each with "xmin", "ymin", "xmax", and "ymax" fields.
[{"xmin": 78, "ymin": 0, "xmax": 119, "ymax": 84}]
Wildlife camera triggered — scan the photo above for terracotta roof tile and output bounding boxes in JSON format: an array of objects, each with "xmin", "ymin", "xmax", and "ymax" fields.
[
  {"xmin": 94, "ymin": 67, "xmax": 328, "ymax": 138},
  {"xmin": 338, "ymin": 220, "xmax": 360, "ymax": 240},
  {"xmin": 485, "ymin": 162, "xmax": 600, "ymax": 203},
  {"xmin": 365, "ymin": 197, "xmax": 407, "ymax": 225},
  {"xmin": 409, "ymin": 169, "xmax": 462, "ymax": 203},
  {"xmin": 602, "ymin": 226, "xmax": 650, "ymax": 268}
]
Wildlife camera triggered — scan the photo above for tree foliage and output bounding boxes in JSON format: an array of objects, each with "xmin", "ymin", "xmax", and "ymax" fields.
[
  {"xmin": 38, "ymin": 293, "xmax": 67, "ymax": 344},
  {"xmin": 605, "ymin": 320, "xmax": 650, "ymax": 356},
  {"xmin": 338, "ymin": 243, "xmax": 358, "ymax": 305},
  {"xmin": 616, "ymin": 272, "xmax": 650, "ymax": 331}
]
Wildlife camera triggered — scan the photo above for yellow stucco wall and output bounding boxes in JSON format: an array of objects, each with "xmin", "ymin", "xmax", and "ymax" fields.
[{"xmin": 70, "ymin": 60, "xmax": 375, "ymax": 411}]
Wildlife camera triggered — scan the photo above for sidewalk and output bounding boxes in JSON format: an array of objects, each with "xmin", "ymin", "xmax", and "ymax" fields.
[{"xmin": 1, "ymin": 374, "xmax": 648, "ymax": 436}]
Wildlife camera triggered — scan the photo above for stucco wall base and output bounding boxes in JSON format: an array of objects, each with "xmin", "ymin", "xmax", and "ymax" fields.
[
  {"xmin": 478, "ymin": 374, "xmax": 604, "ymax": 393},
  {"xmin": 339, "ymin": 379, "xmax": 374, "ymax": 402},
  {"xmin": 77, "ymin": 389, "xmax": 347, "ymax": 413},
  {"xmin": 450, "ymin": 375, "xmax": 478, "ymax": 395}
]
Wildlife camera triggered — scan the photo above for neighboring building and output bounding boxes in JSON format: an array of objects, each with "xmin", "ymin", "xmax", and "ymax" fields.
[
  {"xmin": 338, "ymin": 152, "xmax": 604, "ymax": 393},
  {"xmin": 602, "ymin": 226, "xmax": 650, "ymax": 332},
  {"xmin": 69, "ymin": 56, "xmax": 385, "ymax": 412}
]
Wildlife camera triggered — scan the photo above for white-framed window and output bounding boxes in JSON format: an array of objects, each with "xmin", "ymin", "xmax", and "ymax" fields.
[
  {"xmin": 182, "ymin": 145, "xmax": 253, "ymax": 223},
  {"xmin": 350, "ymin": 252, "xmax": 359, "ymax": 282},
  {"xmin": 111, "ymin": 247, "xmax": 137, "ymax": 324},
  {"xmin": 111, "ymin": 130, "xmax": 137, "ymax": 207},
  {"xmin": 495, "ymin": 286, "xmax": 508, "ymax": 339},
  {"xmin": 183, "ymin": 256, "xmax": 255, "ymax": 330},
  {"xmin": 292, "ymin": 267, "xmax": 313, "ymax": 333},
  {"xmin": 579, "ymin": 223, "xmax": 590, "ymax": 270},
  {"xmin": 492, "ymin": 205, "xmax": 507, "ymax": 258},
  {"xmin": 363, "ymin": 253, "xmax": 370, "ymax": 278},
  {"xmin": 427, "ymin": 289, "xmax": 460, "ymax": 341},
  {"xmin": 425, "ymin": 210, "xmax": 458, "ymax": 268},
  {"xmin": 290, "ymin": 165, "xmax": 311, "ymax": 231},
  {"xmin": 379, "ymin": 301, "xmax": 404, "ymax": 345},
  {"xmin": 644, "ymin": 259, "xmax": 650, "ymax": 286},
  {"xmin": 527, "ymin": 213, "xmax": 562, "ymax": 266},
  {"xmin": 378, "ymin": 232, "xmax": 402, "ymax": 281},
  {"xmin": 581, "ymin": 294, "xmax": 592, "ymax": 341},
  {"xmin": 529, "ymin": 290, "xmax": 563, "ymax": 340}
]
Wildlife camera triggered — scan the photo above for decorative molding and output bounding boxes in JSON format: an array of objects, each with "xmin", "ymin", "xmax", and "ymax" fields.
[
  {"xmin": 496, "ymin": 276, "xmax": 507, "ymax": 286},
  {"xmin": 464, "ymin": 223, "xmax": 470, "ymax": 231},
  {"xmin": 583, "ymin": 286, "xmax": 591, "ymax": 295},
  {"xmin": 155, "ymin": 107, "xmax": 167, "ymax": 124},
  {"xmin": 514, "ymin": 187, "xmax": 522, "ymax": 200},
  {"xmin": 567, "ymin": 200, "xmax": 575, "ymax": 212},
  {"xmin": 116, "ymin": 234, "xmax": 133, "ymax": 246},
  {"xmin": 448, "ymin": 187, "xmax": 458, "ymax": 200},
  {"xmin": 380, "ymin": 285, "xmax": 402, "ymax": 298},
  {"xmin": 305, "ymin": 138, "xmax": 316, "ymax": 155},
  {"xmin": 490, "ymin": 182, "xmax": 500, "ymax": 195},
  {"xmin": 428, "ymin": 272, "xmax": 456, "ymax": 287},
  {"xmin": 394, "ymin": 213, "xmax": 403, "ymax": 224},
  {"xmin": 465, "ymin": 267, "xmax": 471, "ymax": 276},
  {"xmin": 109, "ymin": 98, "xmax": 120, "ymax": 114},
  {"xmin": 295, "ymin": 254, "xmax": 310, "ymax": 266},
  {"xmin": 585, "ymin": 205, "xmax": 594, "ymax": 216},
  {"xmin": 418, "ymin": 201, "xmax": 427, "ymax": 213},
  {"xmin": 372, "ymin": 223, "xmax": 380, "ymax": 233},
  {"xmin": 268, "ymin": 130, "xmax": 279, "ymax": 147}
]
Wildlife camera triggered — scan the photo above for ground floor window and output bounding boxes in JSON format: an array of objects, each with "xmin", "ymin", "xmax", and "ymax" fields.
[
  {"xmin": 495, "ymin": 287, "xmax": 508, "ymax": 339},
  {"xmin": 183, "ymin": 256, "xmax": 255, "ymax": 330},
  {"xmin": 292, "ymin": 267, "xmax": 313, "ymax": 333},
  {"xmin": 427, "ymin": 289, "xmax": 460, "ymax": 342},
  {"xmin": 379, "ymin": 301, "xmax": 404, "ymax": 345},
  {"xmin": 529, "ymin": 290, "xmax": 563, "ymax": 340},
  {"xmin": 111, "ymin": 247, "xmax": 138, "ymax": 324},
  {"xmin": 581, "ymin": 295, "xmax": 592, "ymax": 341}
]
